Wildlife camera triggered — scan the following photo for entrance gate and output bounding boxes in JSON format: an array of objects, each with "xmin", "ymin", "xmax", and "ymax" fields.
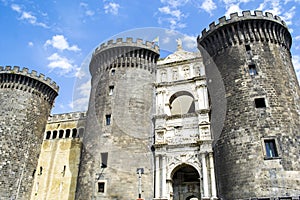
[{"xmin": 172, "ymin": 165, "xmax": 200, "ymax": 200}]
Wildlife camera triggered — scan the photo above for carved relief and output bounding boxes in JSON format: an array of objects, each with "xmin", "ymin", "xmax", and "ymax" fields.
[{"xmin": 183, "ymin": 67, "xmax": 190, "ymax": 79}]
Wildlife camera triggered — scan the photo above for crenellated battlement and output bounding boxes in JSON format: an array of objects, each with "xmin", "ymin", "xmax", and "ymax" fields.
[
  {"xmin": 48, "ymin": 111, "xmax": 86, "ymax": 123},
  {"xmin": 198, "ymin": 10, "xmax": 292, "ymax": 57},
  {"xmin": 94, "ymin": 37, "xmax": 159, "ymax": 54},
  {"xmin": 0, "ymin": 66, "xmax": 59, "ymax": 92},
  {"xmin": 0, "ymin": 66, "xmax": 59, "ymax": 104},
  {"xmin": 200, "ymin": 10, "xmax": 287, "ymax": 38},
  {"xmin": 90, "ymin": 37, "xmax": 160, "ymax": 75}
]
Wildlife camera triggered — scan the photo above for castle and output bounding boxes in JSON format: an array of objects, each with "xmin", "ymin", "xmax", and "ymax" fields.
[{"xmin": 0, "ymin": 10, "xmax": 299, "ymax": 200}]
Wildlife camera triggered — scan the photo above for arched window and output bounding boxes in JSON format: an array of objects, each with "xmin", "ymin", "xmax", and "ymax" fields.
[{"xmin": 169, "ymin": 91, "xmax": 195, "ymax": 115}]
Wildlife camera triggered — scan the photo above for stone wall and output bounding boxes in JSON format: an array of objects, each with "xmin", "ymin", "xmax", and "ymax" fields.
[
  {"xmin": 76, "ymin": 38, "xmax": 159, "ymax": 200},
  {"xmin": 30, "ymin": 112, "xmax": 86, "ymax": 200},
  {"xmin": 0, "ymin": 66, "xmax": 58, "ymax": 199},
  {"xmin": 198, "ymin": 11, "xmax": 300, "ymax": 199}
]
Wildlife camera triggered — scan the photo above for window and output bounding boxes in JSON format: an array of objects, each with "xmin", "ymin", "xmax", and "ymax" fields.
[
  {"xmin": 72, "ymin": 128, "xmax": 77, "ymax": 138},
  {"xmin": 109, "ymin": 86, "xmax": 114, "ymax": 95},
  {"xmin": 264, "ymin": 139, "xmax": 278, "ymax": 158},
  {"xmin": 255, "ymin": 98, "xmax": 266, "ymax": 108},
  {"xmin": 66, "ymin": 129, "xmax": 71, "ymax": 138},
  {"xmin": 101, "ymin": 152, "xmax": 108, "ymax": 168},
  {"xmin": 79, "ymin": 128, "xmax": 84, "ymax": 137},
  {"xmin": 98, "ymin": 182, "xmax": 105, "ymax": 193},
  {"xmin": 111, "ymin": 69, "xmax": 115, "ymax": 76},
  {"xmin": 105, "ymin": 114, "xmax": 111, "ymax": 125},
  {"xmin": 52, "ymin": 131, "xmax": 57, "ymax": 139},
  {"xmin": 59, "ymin": 130, "xmax": 64, "ymax": 138},
  {"xmin": 245, "ymin": 44, "xmax": 251, "ymax": 51},
  {"xmin": 65, "ymin": 129, "xmax": 70, "ymax": 138},
  {"xmin": 62, "ymin": 165, "xmax": 66, "ymax": 177},
  {"xmin": 249, "ymin": 64, "xmax": 257, "ymax": 76},
  {"xmin": 46, "ymin": 131, "xmax": 51, "ymax": 139},
  {"xmin": 39, "ymin": 166, "xmax": 43, "ymax": 175}
]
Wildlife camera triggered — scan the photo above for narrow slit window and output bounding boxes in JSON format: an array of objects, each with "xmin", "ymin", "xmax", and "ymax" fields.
[
  {"xmin": 39, "ymin": 166, "xmax": 43, "ymax": 175},
  {"xmin": 98, "ymin": 182, "xmax": 105, "ymax": 193},
  {"xmin": 264, "ymin": 139, "xmax": 278, "ymax": 158},
  {"xmin": 105, "ymin": 114, "xmax": 111, "ymax": 125},
  {"xmin": 249, "ymin": 64, "xmax": 257, "ymax": 76},
  {"xmin": 109, "ymin": 86, "xmax": 114, "ymax": 95},
  {"xmin": 255, "ymin": 98, "xmax": 266, "ymax": 108},
  {"xmin": 62, "ymin": 165, "xmax": 66, "ymax": 177}
]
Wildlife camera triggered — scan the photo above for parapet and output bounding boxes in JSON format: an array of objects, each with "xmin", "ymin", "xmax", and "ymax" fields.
[
  {"xmin": 94, "ymin": 37, "xmax": 160, "ymax": 55},
  {"xmin": 198, "ymin": 10, "xmax": 292, "ymax": 56},
  {"xmin": 0, "ymin": 66, "xmax": 59, "ymax": 93},
  {"xmin": 48, "ymin": 112, "xmax": 87, "ymax": 123},
  {"xmin": 200, "ymin": 10, "xmax": 288, "ymax": 38}
]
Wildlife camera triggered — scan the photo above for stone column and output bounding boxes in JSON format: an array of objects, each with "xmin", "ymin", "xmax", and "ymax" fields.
[
  {"xmin": 209, "ymin": 152, "xmax": 217, "ymax": 198},
  {"xmin": 162, "ymin": 156, "xmax": 167, "ymax": 198},
  {"xmin": 202, "ymin": 154, "xmax": 209, "ymax": 198},
  {"xmin": 155, "ymin": 155, "xmax": 160, "ymax": 198}
]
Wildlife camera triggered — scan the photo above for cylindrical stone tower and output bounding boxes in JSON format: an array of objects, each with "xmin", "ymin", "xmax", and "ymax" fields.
[
  {"xmin": 76, "ymin": 38, "xmax": 159, "ymax": 199},
  {"xmin": 198, "ymin": 11, "xmax": 300, "ymax": 199},
  {"xmin": 0, "ymin": 66, "xmax": 58, "ymax": 199}
]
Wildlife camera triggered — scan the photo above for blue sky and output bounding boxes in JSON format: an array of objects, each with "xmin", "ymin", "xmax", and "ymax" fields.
[{"xmin": 1, "ymin": 0, "xmax": 300, "ymax": 114}]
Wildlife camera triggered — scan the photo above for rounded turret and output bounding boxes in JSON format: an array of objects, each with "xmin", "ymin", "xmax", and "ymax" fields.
[
  {"xmin": 76, "ymin": 38, "xmax": 159, "ymax": 199},
  {"xmin": 198, "ymin": 11, "xmax": 300, "ymax": 199},
  {"xmin": 0, "ymin": 66, "xmax": 58, "ymax": 199},
  {"xmin": 90, "ymin": 37, "xmax": 159, "ymax": 76}
]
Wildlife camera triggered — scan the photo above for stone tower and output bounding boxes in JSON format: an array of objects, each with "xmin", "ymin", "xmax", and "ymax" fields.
[
  {"xmin": 198, "ymin": 11, "xmax": 300, "ymax": 199},
  {"xmin": 76, "ymin": 38, "xmax": 159, "ymax": 199},
  {"xmin": 0, "ymin": 66, "xmax": 58, "ymax": 199}
]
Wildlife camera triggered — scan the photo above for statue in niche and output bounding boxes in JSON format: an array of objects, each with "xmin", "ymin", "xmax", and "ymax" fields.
[{"xmin": 172, "ymin": 69, "xmax": 178, "ymax": 80}]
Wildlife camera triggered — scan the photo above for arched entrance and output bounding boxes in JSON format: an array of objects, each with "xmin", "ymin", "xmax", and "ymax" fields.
[{"xmin": 171, "ymin": 164, "xmax": 200, "ymax": 200}]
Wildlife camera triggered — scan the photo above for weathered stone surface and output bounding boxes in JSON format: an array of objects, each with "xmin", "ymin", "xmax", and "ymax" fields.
[
  {"xmin": 198, "ymin": 11, "xmax": 300, "ymax": 199},
  {"xmin": 0, "ymin": 67, "xmax": 58, "ymax": 199},
  {"xmin": 30, "ymin": 112, "xmax": 86, "ymax": 200},
  {"xmin": 76, "ymin": 38, "xmax": 159, "ymax": 200}
]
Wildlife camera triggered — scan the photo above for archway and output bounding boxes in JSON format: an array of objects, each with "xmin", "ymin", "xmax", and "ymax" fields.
[
  {"xmin": 169, "ymin": 91, "xmax": 195, "ymax": 115},
  {"xmin": 172, "ymin": 164, "xmax": 200, "ymax": 200}
]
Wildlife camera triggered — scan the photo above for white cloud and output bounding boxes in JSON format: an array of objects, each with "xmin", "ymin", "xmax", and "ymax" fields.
[
  {"xmin": 224, "ymin": 4, "xmax": 242, "ymax": 17},
  {"xmin": 86, "ymin": 10, "xmax": 95, "ymax": 16},
  {"xmin": 158, "ymin": 6, "xmax": 182, "ymax": 19},
  {"xmin": 28, "ymin": 41, "xmax": 33, "ymax": 47},
  {"xmin": 69, "ymin": 80, "xmax": 91, "ymax": 111},
  {"xmin": 11, "ymin": 4, "xmax": 48, "ymax": 28},
  {"xmin": 181, "ymin": 34, "xmax": 197, "ymax": 50},
  {"xmin": 160, "ymin": 0, "xmax": 189, "ymax": 8},
  {"xmin": 11, "ymin": 4, "xmax": 21, "ymax": 12},
  {"xmin": 47, "ymin": 53, "xmax": 77, "ymax": 75},
  {"xmin": 282, "ymin": 6, "xmax": 296, "ymax": 25},
  {"xmin": 80, "ymin": 2, "xmax": 95, "ymax": 16},
  {"xmin": 295, "ymin": 36, "xmax": 300, "ymax": 41},
  {"xmin": 45, "ymin": 35, "xmax": 80, "ymax": 52},
  {"xmin": 200, "ymin": 0, "xmax": 217, "ymax": 14},
  {"xmin": 292, "ymin": 55, "xmax": 300, "ymax": 82},
  {"xmin": 158, "ymin": 5, "xmax": 186, "ymax": 29},
  {"xmin": 104, "ymin": 2, "xmax": 120, "ymax": 15}
]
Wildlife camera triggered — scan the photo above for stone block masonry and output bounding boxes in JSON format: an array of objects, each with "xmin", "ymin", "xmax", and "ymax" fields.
[
  {"xmin": 0, "ymin": 66, "xmax": 58, "ymax": 199},
  {"xmin": 198, "ymin": 10, "xmax": 300, "ymax": 199}
]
